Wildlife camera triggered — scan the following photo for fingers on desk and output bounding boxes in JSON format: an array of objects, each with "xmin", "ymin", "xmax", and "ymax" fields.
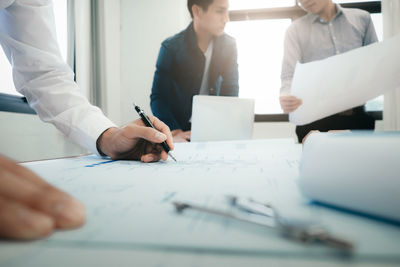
[
  {"xmin": 0, "ymin": 196, "xmax": 54, "ymax": 240},
  {"xmin": 141, "ymin": 144, "xmax": 167, "ymax": 162},
  {"xmin": 0, "ymin": 158, "xmax": 86, "ymax": 236},
  {"xmin": 141, "ymin": 153, "xmax": 162, "ymax": 163}
]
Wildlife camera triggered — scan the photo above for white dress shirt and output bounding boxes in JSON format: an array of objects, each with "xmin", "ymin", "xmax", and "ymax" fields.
[{"xmin": 0, "ymin": 0, "xmax": 116, "ymax": 155}]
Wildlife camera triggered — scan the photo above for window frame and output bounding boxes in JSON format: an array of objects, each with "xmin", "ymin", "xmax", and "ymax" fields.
[
  {"xmin": 230, "ymin": 1, "xmax": 382, "ymax": 122},
  {"xmin": 0, "ymin": 0, "xmax": 72, "ymax": 115},
  {"xmin": 0, "ymin": 93, "xmax": 36, "ymax": 114}
]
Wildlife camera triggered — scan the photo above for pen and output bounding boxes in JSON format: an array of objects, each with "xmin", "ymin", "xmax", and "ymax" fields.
[{"xmin": 133, "ymin": 103, "xmax": 177, "ymax": 162}]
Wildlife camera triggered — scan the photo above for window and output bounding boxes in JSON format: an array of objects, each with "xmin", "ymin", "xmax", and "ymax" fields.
[
  {"xmin": 227, "ymin": 1, "xmax": 383, "ymax": 117},
  {"xmin": 53, "ymin": 0, "xmax": 69, "ymax": 63},
  {"xmin": 225, "ymin": 19, "xmax": 291, "ymax": 114},
  {"xmin": 365, "ymin": 13, "xmax": 383, "ymax": 112},
  {"xmin": 229, "ymin": 0, "xmax": 296, "ymax": 10},
  {"xmin": 0, "ymin": 0, "xmax": 69, "ymax": 97}
]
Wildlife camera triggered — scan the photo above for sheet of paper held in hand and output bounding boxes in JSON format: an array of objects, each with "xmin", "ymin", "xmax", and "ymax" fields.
[{"xmin": 289, "ymin": 34, "xmax": 400, "ymax": 126}]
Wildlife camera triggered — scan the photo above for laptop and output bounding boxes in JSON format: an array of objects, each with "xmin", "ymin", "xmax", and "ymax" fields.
[{"xmin": 191, "ymin": 95, "xmax": 255, "ymax": 142}]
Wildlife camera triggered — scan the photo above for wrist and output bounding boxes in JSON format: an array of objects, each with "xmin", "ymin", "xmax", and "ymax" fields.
[{"xmin": 96, "ymin": 127, "xmax": 118, "ymax": 157}]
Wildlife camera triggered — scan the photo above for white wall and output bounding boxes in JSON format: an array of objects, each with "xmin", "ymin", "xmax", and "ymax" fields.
[
  {"xmin": 0, "ymin": 112, "xmax": 86, "ymax": 162},
  {"xmin": 120, "ymin": 0, "xmax": 190, "ymax": 125},
  {"xmin": 96, "ymin": 0, "xmax": 122, "ymax": 125}
]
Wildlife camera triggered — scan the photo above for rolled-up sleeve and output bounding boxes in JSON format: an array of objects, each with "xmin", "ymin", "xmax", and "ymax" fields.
[{"xmin": 0, "ymin": 0, "xmax": 116, "ymax": 155}]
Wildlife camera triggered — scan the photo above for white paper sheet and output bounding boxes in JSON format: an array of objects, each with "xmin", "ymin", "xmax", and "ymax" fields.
[{"xmin": 289, "ymin": 34, "xmax": 400, "ymax": 125}]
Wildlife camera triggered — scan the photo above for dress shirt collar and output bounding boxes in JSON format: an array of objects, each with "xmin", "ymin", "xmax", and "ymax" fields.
[
  {"xmin": 310, "ymin": 4, "xmax": 345, "ymax": 24},
  {"xmin": 185, "ymin": 22, "xmax": 219, "ymax": 56}
]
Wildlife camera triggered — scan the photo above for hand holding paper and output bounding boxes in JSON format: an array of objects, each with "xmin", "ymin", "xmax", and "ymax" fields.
[
  {"xmin": 289, "ymin": 34, "xmax": 400, "ymax": 125},
  {"xmin": 279, "ymin": 94, "xmax": 303, "ymax": 114}
]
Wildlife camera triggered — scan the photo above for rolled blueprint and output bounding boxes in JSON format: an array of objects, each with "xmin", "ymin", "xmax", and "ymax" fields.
[{"xmin": 298, "ymin": 132, "xmax": 400, "ymax": 222}]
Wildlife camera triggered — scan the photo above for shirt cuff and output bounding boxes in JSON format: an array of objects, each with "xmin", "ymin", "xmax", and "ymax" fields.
[{"xmin": 68, "ymin": 111, "xmax": 117, "ymax": 157}]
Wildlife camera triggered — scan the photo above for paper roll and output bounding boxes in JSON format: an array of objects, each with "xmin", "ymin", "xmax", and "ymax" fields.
[{"xmin": 299, "ymin": 132, "xmax": 400, "ymax": 222}]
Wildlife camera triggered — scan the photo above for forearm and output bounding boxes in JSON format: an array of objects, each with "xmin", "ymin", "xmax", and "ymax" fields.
[
  {"xmin": 1, "ymin": 1, "xmax": 116, "ymax": 155},
  {"xmin": 280, "ymin": 78, "xmax": 293, "ymax": 95}
]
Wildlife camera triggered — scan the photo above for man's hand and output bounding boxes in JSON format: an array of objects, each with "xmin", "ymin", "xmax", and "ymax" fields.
[
  {"xmin": 0, "ymin": 156, "xmax": 86, "ymax": 240},
  {"xmin": 280, "ymin": 95, "xmax": 303, "ymax": 114},
  {"xmin": 97, "ymin": 116, "xmax": 174, "ymax": 162},
  {"xmin": 171, "ymin": 130, "xmax": 191, "ymax": 143}
]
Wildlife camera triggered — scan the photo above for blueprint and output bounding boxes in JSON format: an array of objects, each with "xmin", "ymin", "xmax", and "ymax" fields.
[{"xmin": 1, "ymin": 139, "xmax": 400, "ymax": 266}]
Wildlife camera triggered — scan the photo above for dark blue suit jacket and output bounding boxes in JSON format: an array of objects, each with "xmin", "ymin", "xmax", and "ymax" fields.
[{"xmin": 150, "ymin": 23, "xmax": 239, "ymax": 131}]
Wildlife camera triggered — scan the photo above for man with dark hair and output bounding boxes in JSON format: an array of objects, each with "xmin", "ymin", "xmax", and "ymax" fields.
[
  {"xmin": 151, "ymin": 0, "xmax": 239, "ymax": 142},
  {"xmin": 187, "ymin": 0, "xmax": 214, "ymax": 18}
]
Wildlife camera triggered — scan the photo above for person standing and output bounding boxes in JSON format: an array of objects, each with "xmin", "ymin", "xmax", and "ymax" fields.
[{"xmin": 280, "ymin": 0, "xmax": 378, "ymax": 142}]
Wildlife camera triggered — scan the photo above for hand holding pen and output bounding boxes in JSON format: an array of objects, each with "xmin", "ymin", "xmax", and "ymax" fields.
[
  {"xmin": 97, "ymin": 106, "xmax": 175, "ymax": 163},
  {"xmin": 134, "ymin": 104, "xmax": 177, "ymax": 162}
]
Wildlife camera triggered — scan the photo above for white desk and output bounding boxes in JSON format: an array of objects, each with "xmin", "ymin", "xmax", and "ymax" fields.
[{"xmin": 1, "ymin": 139, "xmax": 399, "ymax": 267}]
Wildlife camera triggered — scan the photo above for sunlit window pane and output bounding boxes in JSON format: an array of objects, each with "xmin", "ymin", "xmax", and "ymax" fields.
[
  {"xmin": 225, "ymin": 19, "xmax": 292, "ymax": 114},
  {"xmin": 365, "ymin": 13, "xmax": 383, "ymax": 112},
  {"xmin": 229, "ymin": 0, "xmax": 296, "ymax": 11},
  {"xmin": 53, "ymin": 0, "xmax": 68, "ymax": 62},
  {"xmin": 0, "ymin": 49, "xmax": 15, "ymax": 95},
  {"xmin": 371, "ymin": 14, "xmax": 383, "ymax": 42},
  {"xmin": 0, "ymin": 0, "xmax": 68, "ymax": 96}
]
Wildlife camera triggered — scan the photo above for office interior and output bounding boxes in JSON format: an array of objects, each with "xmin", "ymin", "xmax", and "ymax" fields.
[
  {"xmin": 1, "ymin": 0, "xmax": 398, "ymax": 162},
  {"xmin": 0, "ymin": 1, "xmax": 400, "ymax": 266}
]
